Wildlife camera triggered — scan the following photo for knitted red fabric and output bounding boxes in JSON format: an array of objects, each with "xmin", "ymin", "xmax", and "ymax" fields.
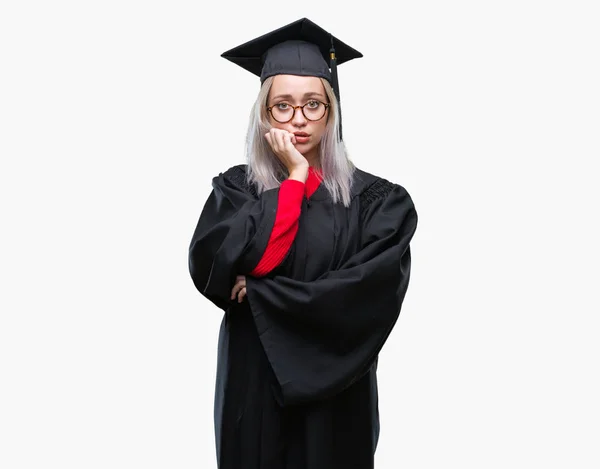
[{"xmin": 250, "ymin": 167, "xmax": 322, "ymax": 276}]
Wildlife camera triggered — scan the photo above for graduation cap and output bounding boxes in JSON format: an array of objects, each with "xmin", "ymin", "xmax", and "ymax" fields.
[{"xmin": 221, "ymin": 17, "xmax": 363, "ymax": 140}]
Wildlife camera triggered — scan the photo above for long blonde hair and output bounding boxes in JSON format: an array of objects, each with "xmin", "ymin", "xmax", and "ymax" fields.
[{"xmin": 245, "ymin": 76, "xmax": 355, "ymax": 207}]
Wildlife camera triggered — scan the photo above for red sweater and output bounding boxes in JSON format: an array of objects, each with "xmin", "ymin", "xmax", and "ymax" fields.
[{"xmin": 250, "ymin": 167, "xmax": 323, "ymax": 276}]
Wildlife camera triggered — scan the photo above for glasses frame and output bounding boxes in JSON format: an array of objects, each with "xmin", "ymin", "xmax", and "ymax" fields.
[{"xmin": 267, "ymin": 100, "xmax": 331, "ymax": 123}]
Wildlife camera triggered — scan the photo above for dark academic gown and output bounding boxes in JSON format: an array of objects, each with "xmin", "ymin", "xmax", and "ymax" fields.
[{"xmin": 188, "ymin": 164, "xmax": 418, "ymax": 469}]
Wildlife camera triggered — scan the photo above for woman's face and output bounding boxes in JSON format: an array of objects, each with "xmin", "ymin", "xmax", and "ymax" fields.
[{"xmin": 267, "ymin": 74, "xmax": 329, "ymax": 162}]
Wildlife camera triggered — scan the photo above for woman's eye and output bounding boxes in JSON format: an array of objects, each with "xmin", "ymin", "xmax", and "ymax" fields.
[
  {"xmin": 306, "ymin": 100, "xmax": 319, "ymax": 108},
  {"xmin": 276, "ymin": 103, "xmax": 290, "ymax": 110}
]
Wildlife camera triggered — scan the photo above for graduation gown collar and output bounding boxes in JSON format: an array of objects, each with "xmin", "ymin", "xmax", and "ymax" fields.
[
  {"xmin": 306, "ymin": 166, "xmax": 323, "ymax": 199},
  {"xmin": 303, "ymin": 165, "xmax": 381, "ymax": 203},
  {"xmin": 229, "ymin": 163, "xmax": 386, "ymax": 203}
]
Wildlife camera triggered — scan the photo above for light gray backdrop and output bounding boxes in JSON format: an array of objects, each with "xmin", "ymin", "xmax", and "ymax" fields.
[{"xmin": 1, "ymin": 1, "xmax": 599, "ymax": 468}]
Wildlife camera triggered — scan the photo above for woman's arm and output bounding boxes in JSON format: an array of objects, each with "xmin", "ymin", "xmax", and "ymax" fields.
[
  {"xmin": 188, "ymin": 166, "xmax": 280, "ymax": 310},
  {"xmin": 246, "ymin": 182, "xmax": 418, "ymax": 406},
  {"xmin": 249, "ymin": 178, "xmax": 305, "ymax": 277}
]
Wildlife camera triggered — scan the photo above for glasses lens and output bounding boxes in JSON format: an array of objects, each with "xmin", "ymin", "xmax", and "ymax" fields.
[
  {"xmin": 271, "ymin": 105, "xmax": 293, "ymax": 123},
  {"xmin": 303, "ymin": 101, "xmax": 326, "ymax": 121}
]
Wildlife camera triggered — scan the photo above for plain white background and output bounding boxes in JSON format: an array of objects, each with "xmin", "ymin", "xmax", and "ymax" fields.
[{"xmin": 1, "ymin": 1, "xmax": 599, "ymax": 468}]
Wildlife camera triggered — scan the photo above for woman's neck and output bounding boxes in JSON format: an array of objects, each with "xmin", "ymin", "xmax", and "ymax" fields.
[{"xmin": 304, "ymin": 146, "xmax": 320, "ymax": 168}]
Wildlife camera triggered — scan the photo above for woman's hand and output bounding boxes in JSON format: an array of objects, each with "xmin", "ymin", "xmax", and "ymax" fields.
[
  {"xmin": 265, "ymin": 128, "xmax": 309, "ymax": 174},
  {"xmin": 231, "ymin": 275, "xmax": 247, "ymax": 303}
]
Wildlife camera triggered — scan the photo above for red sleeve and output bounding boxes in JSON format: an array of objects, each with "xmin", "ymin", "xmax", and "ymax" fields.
[{"xmin": 250, "ymin": 179, "xmax": 305, "ymax": 277}]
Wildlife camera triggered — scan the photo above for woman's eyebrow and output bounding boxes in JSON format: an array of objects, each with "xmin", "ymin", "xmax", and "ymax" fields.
[{"xmin": 271, "ymin": 92, "xmax": 325, "ymax": 101}]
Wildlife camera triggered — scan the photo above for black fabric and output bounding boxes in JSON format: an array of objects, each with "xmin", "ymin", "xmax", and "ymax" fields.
[
  {"xmin": 260, "ymin": 40, "xmax": 331, "ymax": 84},
  {"xmin": 188, "ymin": 164, "xmax": 418, "ymax": 469},
  {"xmin": 220, "ymin": 18, "xmax": 362, "ymax": 82},
  {"xmin": 188, "ymin": 166, "xmax": 278, "ymax": 311}
]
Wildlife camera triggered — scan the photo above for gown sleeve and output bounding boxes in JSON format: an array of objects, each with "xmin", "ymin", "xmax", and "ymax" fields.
[
  {"xmin": 188, "ymin": 166, "xmax": 282, "ymax": 311},
  {"xmin": 245, "ymin": 180, "xmax": 418, "ymax": 406},
  {"xmin": 250, "ymin": 179, "xmax": 305, "ymax": 277}
]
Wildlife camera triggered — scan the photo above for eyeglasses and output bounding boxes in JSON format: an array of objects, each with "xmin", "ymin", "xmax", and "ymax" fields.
[{"xmin": 267, "ymin": 100, "xmax": 330, "ymax": 123}]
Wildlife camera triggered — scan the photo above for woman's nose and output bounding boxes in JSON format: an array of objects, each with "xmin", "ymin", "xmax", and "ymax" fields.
[{"xmin": 291, "ymin": 107, "xmax": 308, "ymax": 125}]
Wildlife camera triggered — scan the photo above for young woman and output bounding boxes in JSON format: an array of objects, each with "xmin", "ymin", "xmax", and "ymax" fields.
[{"xmin": 188, "ymin": 18, "xmax": 418, "ymax": 469}]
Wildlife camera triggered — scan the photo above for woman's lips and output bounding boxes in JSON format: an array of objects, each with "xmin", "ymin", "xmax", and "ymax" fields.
[{"xmin": 294, "ymin": 132, "xmax": 310, "ymax": 144}]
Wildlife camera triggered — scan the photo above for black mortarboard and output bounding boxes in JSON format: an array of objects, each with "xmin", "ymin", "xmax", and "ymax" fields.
[{"xmin": 221, "ymin": 18, "xmax": 363, "ymax": 140}]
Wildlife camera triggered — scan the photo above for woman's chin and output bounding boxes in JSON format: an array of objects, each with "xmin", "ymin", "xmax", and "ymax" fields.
[{"xmin": 293, "ymin": 142, "xmax": 312, "ymax": 154}]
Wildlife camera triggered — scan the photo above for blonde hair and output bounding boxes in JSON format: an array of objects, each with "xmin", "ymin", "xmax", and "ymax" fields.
[{"xmin": 245, "ymin": 76, "xmax": 355, "ymax": 207}]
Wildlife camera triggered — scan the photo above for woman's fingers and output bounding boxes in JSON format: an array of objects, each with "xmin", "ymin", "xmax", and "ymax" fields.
[
  {"xmin": 264, "ymin": 128, "xmax": 307, "ymax": 172},
  {"xmin": 284, "ymin": 132, "xmax": 296, "ymax": 151},
  {"xmin": 264, "ymin": 132, "xmax": 272, "ymax": 149},
  {"xmin": 230, "ymin": 275, "xmax": 247, "ymax": 300},
  {"xmin": 230, "ymin": 281, "xmax": 243, "ymax": 299},
  {"xmin": 265, "ymin": 129, "xmax": 279, "ymax": 153},
  {"xmin": 230, "ymin": 283, "xmax": 241, "ymax": 299},
  {"xmin": 237, "ymin": 287, "xmax": 247, "ymax": 303},
  {"xmin": 275, "ymin": 128, "xmax": 287, "ymax": 151},
  {"xmin": 265, "ymin": 128, "xmax": 293, "ymax": 155}
]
